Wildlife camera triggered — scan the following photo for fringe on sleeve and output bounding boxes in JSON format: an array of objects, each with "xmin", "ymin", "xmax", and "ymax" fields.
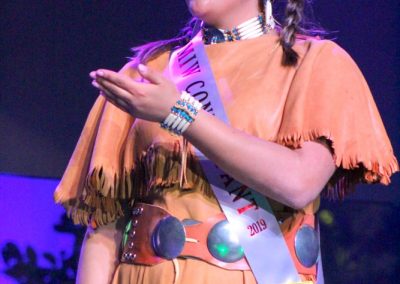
[{"xmin": 276, "ymin": 40, "xmax": 398, "ymax": 198}]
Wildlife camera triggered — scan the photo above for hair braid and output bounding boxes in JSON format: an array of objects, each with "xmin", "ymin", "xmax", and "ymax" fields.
[{"xmin": 280, "ymin": 0, "xmax": 305, "ymax": 66}]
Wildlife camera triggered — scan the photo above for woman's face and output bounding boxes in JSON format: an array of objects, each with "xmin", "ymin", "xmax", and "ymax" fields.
[{"xmin": 185, "ymin": 0, "xmax": 260, "ymax": 28}]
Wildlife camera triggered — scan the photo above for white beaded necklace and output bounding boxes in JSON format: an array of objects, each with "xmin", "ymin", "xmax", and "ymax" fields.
[{"xmin": 219, "ymin": 14, "xmax": 267, "ymax": 42}]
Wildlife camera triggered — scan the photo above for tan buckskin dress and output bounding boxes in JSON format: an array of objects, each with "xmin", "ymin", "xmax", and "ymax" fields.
[{"xmin": 54, "ymin": 31, "xmax": 398, "ymax": 284}]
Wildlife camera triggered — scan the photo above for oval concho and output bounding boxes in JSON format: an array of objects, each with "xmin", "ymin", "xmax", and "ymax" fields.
[
  {"xmin": 207, "ymin": 220, "xmax": 244, "ymax": 263},
  {"xmin": 151, "ymin": 216, "xmax": 186, "ymax": 259},
  {"xmin": 294, "ymin": 225, "xmax": 319, "ymax": 268}
]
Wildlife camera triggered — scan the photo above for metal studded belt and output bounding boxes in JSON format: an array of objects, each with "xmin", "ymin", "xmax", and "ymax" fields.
[
  {"xmin": 120, "ymin": 203, "xmax": 320, "ymax": 276},
  {"xmin": 120, "ymin": 203, "xmax": 250, "ymax": 270}
]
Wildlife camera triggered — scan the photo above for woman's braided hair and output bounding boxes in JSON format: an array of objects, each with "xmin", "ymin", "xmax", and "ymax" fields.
[
  {"xmin": 279, "ymin": 0, "xmax": 305, "ymax": 66},
  {"xmin": 133, "ymin": 0, "xmax": 314, "ymax": 67}
]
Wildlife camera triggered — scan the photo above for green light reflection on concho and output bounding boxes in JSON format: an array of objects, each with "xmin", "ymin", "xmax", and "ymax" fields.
[
  {"xmin": 215, "ymin": 243, "xmax": 229, "ymax": 257},
  {"xmin": 208, "ymin": 220, "xmax": 245, "ymax": 262},
  {"xmin": 122, "ymin": 220, "xmax": 132, "ymax": 247},
  {"xmin": 213, "ymin": 243, "xmax": 244, "ymax": 258}
]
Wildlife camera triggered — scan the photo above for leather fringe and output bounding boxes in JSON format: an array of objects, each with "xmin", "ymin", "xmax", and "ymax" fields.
[
  {"xmin": 137, "ymin": 141, "xmax": 213, "ymax": 199},
  {"xmin": 63, "ymin": 141, "xmax": 214, "ymax": 226},
  {"xmin": 60, "ymin": 167, "xmax": 135, "ymax": 226},
  {"xmin": 63, "ymin": 128, "xmax": 398, "ymax": 225},
  {"xmin": 277, "ymin": 129, "xmax": 399, "ymax": 199}
]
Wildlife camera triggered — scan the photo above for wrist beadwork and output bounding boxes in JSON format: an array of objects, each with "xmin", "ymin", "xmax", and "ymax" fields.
[{"xmin": 161, "ymin": 91, "xmax": 202, "ymax": 135}]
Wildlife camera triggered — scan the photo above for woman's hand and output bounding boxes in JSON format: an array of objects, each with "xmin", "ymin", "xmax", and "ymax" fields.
[{"xmin": 89, "ymin": 64, "xmax": 180, "ymax": 122}]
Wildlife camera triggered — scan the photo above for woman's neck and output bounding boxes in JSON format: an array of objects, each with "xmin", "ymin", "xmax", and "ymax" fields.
[{"xmin": 203, "ymin": 2, "xmax": 260, "ymax": 30}]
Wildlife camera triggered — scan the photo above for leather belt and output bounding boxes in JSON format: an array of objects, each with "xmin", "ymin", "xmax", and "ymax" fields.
[{"xmin": 120, "ymin": 203, "xmax": 250, "ymax": 270}]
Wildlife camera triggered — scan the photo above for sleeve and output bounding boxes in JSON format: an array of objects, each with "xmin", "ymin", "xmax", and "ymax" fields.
[
  {"xmin": 54, "ymin": 83, "xmax": 136, "ymax": 227},
  {"xmin": 55, "ymin": 51, "xmax": 172, "ymax": 227},
  {"xmin": 277, "ymin": 40, "xmax": 398, "ymax": 198}
]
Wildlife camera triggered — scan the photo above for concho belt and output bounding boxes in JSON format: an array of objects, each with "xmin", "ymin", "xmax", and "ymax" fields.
[
  {"xmin": 120, "ymin": 203, "xmax": 320, "ymax": 272},
  {"xmin": 120, "ymin": 203, "xmax": 250, "ymax": 270}
]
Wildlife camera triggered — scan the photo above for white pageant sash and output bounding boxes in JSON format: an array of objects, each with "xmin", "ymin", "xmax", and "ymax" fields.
[{"xmin": 169, "ymin": 32, "xmax": 301, "ymax": 284}]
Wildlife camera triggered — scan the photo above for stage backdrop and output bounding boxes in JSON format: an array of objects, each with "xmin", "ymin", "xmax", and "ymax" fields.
[{"xmin": 1, "ymin": 1, "xmax": 399, "ymax": 283}]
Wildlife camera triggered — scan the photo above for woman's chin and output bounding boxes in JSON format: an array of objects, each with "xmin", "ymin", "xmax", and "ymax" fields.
[{"xmin": 186, "ymin": 0, "xmax": 214, "ymax": 18}]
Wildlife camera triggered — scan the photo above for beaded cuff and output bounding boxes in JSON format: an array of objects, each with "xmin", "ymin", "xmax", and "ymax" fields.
[{"xmin": 161, "ymin": 91, "xmax": 202, "ymax": 135}]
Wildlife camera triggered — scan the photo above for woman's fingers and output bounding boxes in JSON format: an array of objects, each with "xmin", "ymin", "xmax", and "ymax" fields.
[
  {"xmin": 137, "ymin": 64, "xmax": 164, "ymax": 85},
  {"xmin": 90, "ymin": 65, "xmax": 166, "ymax": 95},
  {"xmin": 89, "ymin": 66, "xmax": 176, "ymax": 121},
  {"xmin": 91, "ymin": 69, "xmax": 143, "ymax": 95},
  {"xmin": 94, "ymin": 76, "xmax": 133, "ymax": 101},
  {"xmin": 91, "ymin": 79, "xmax": 132, "ymax": 113}
]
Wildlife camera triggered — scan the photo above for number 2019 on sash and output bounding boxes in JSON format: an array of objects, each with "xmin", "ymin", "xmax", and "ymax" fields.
[{"xmin": 247, "ymin": 218, "xmax": 267, "ymax": 237}]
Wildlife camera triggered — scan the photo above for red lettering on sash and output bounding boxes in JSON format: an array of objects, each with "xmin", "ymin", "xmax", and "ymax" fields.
[
  {"xmin": 226, "ymin": 179, "xmax": 260, "ymax": 214},
  {"xmin": 237, "ymin": 199, "xmax": 259, "ymax": 215},
  {"xmin": 247, "ymin": 218, "xmax": 267, "ymax": 236}
]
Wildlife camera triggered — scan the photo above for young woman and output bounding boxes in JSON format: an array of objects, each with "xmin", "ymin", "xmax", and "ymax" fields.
[{"xmin": 54, "ymin": 0, "xmax": 398, "ymax": 283}]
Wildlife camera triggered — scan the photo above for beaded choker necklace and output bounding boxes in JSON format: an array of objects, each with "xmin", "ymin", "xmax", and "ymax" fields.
[{"xmin": 203, "ymin": 14, "xmax": 271, "ymax": 44}]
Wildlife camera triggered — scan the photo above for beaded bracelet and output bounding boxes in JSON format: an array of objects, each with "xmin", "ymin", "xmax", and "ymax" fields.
[{"xmin": 161, "ymin": 91, "xmax": 202, "ymax": 135}]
